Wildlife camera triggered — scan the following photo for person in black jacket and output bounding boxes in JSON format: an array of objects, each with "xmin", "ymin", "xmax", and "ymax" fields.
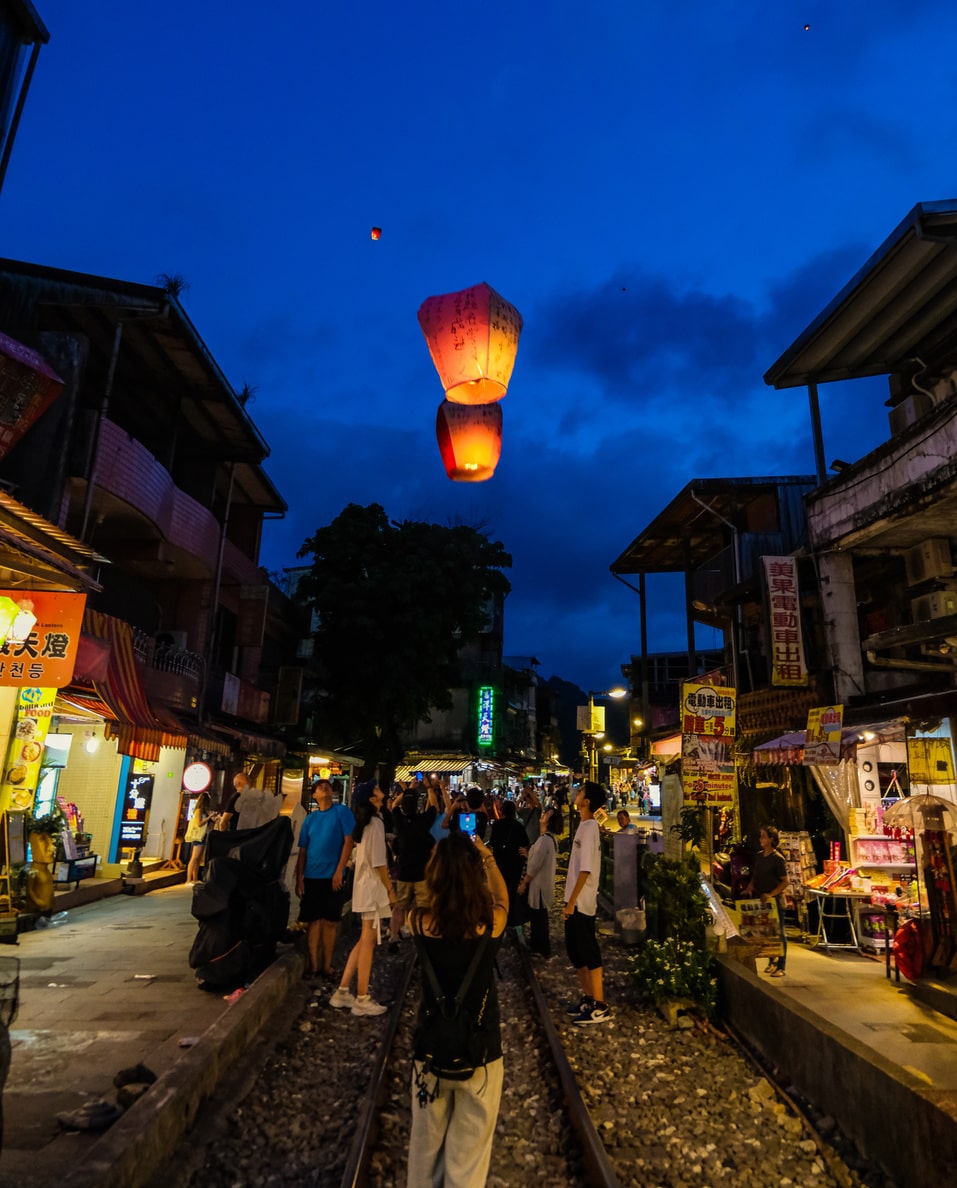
[
  {"xmin": 388, "ymin": 782, "xmax": 441, "ymax": 948},
  {"xmin": 489, "ymin": 800, "xmax": 529, "ymax": 933}
]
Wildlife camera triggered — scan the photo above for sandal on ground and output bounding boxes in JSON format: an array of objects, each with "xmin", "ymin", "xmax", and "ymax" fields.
[
  {"xmin": 770, "ymin": 967, "xmax": 786, "ymax": 977},
  {"xmin": 763, "ymin": 960, "xmax": 777, "ymax": 973}
]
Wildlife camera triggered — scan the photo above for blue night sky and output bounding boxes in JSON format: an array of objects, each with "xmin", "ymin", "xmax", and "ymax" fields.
[{"xmin": 4, "ymin": 1, "xmax": 957, "ymax": 690}]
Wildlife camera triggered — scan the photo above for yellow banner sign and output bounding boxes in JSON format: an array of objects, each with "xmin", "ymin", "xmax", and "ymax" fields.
[
  {"xmin": 804, "ymin": 705, "xmax": 843, "ymax": 766},
  {"xmin": 907, "ymin": 737, "xmax": 956, "ymax": 785},
  {"xmin": 0, "ymin": 686, "xmax": 56, "ymax": 813}
]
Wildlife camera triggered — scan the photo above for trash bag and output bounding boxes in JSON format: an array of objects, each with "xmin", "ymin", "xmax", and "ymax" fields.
[
  {"xmin": 189, "ymin": 817, "xmax": 292, "ymax": 988},
  {"xmin": 893, "ymin": 918, "xmax": 923, "ymax": 984}
]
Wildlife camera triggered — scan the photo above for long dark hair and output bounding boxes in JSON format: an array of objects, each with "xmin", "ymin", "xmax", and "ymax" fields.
[
  {"xmin": 353, "ymin": 800, "xmax": 379, "ymax": 843},
  {"xmin": 423, "ymin": 832, "xmax": 493, "ymax": 942}
]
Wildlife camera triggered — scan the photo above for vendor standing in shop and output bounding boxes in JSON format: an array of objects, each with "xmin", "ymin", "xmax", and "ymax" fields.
[{"xmin": 744, "ymin": 824, "xmax": 790, "ymax": 977}]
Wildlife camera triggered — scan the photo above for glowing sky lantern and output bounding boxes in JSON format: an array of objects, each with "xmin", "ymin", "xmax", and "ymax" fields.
[
  {"xmin": 371, "ymin": 227, "xmax": 382, "ymax": 240},
  {"xmin": 417, "ymin": 282, "xmax": 522, "ymax": 405},
  {"xmin": 435, "ymin": 399, "xmax": 502, "ymax": 482}
]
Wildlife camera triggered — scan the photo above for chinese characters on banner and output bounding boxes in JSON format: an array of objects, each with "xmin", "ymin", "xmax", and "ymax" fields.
[
  {"xmin": 681, "ymin": 681, "xmax": 737, "ymax": 807},
  {"xmin": 762, "ymin": 556, "xmax": 808, "ymax": 687},
  {"xmin": 0, "ymin": 590, "xmax": 86, "ymax": 686},
  {"xmin": 477, "ymin": 686, "xmax": 495, "ymax": 747},
  {"xmin": 803, "ymin": 705, "xmax": 844, "ymax": 765},
  {"xmin": 907, "ymin": 737, "xmax": 957, "ymax": 785},
  {"xmin": 0, "ymin": 686, "xmax": 56, "ymax": 814}
]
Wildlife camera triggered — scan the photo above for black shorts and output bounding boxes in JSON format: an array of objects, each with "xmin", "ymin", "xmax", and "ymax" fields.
[
  {"xmin": 299, "ymin": 877, "xmax": 345, "ymax": 924},
  {"xmin": 564, "ymin": 908, "xmax": 602, "ymax": 971}
]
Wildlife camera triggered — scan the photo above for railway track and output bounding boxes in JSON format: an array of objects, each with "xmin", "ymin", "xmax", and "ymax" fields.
[{"xmin": 166, "ymin": 910, "xmax": 887, "ymax": 1188}]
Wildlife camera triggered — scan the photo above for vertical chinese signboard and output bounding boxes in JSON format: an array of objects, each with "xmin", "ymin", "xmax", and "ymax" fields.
[
  {"xmin": 681, "ymin": 681, "xmax": 737, "ymax": 807},
  {"xmin": 763, "ymin": 556, "xmax": 808, "ymax": 687},
  {"xmin": 477, "ymin": 686, "xmax": 495, "ymax": 748},
  {"xmin": 0, "ymin": 590, "xmax": 85, "ymax": 686}
]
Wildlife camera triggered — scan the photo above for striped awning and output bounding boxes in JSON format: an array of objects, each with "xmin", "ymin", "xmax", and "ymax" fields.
[
  {"xmin": 395, "ymin": 756, "xmax": 474, "ymax": 780},
  {"xmin": 151, "ymin": 701, "xmax": 233, "ymax": 758},
  {"xmin": 83, "ymin": 609, "xmax": 187, "ymax": 760}
]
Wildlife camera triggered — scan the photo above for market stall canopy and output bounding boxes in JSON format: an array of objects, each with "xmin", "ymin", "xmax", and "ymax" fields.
[
  {"xmin": 754, "ymin": 720, "xmax": 907, "ymax": 766},
  {"xmin": 0, "ymin": 489, "xmax": 102, "ymax": 591}
]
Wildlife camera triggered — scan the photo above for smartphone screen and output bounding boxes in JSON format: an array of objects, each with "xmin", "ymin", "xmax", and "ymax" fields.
[{"xmin": 460, "ymin": 811, "xmax": 477, "ymax": 837}]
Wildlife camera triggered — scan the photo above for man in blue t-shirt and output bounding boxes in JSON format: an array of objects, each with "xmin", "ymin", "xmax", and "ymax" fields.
[{"xmin": 295, "ymin": 779, "xmax": 355, "ymax": 979}]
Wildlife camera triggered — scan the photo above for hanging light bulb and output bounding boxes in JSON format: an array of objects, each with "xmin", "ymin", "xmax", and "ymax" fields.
[
  {"xmin": 435, "ymin": 400, "xmax": 502, "ymax": 482},
  {"xmin": 417, "ymin": 282, "xmax": 523, "ymax": 405},
  {"xmin": 84, "ymin": 729, "xmax": 99, "ymax": 754}
]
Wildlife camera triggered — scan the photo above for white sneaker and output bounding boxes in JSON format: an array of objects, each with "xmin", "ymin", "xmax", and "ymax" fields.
[
  {"xmin": 351, "ymin": 995, "xmax": 387, "ymax": 1016},
  {"xmin": 329, "ymin": 987, "xmax": 356, "ymax": 1009}
]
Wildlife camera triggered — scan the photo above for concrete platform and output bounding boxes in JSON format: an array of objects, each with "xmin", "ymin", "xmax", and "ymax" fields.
[
  {"xmin": 718, "ymin": 941, "xmax": 957, "ymax": 1186},
  {"xmin": 0, "ymin": 884, "xmax": 303, "ymax": 1188}
]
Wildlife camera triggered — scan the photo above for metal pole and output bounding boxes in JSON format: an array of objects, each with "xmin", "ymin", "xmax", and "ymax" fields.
[{"xmin": 807, "ymin": 380, "xmax": 827, "ymax": 485}]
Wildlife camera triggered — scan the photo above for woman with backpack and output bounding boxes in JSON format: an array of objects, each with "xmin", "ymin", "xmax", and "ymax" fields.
[{"xmin": 407, "ymin": 831, "xmax": 508, "ymax": 1187}]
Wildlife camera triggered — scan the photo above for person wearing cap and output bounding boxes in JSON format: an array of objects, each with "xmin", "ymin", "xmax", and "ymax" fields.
[
  {"xmin": 562, "ymin": 780, "xmax": 611, "ymax": 1024},
  {"xmin": 329, "ymin": 778, "xmax": 396, "ymax": 1016}
]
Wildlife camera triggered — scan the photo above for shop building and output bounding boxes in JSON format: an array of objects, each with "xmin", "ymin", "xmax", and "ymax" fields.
[
  {"xmin": 609, "ymin": 200, "xmax": 957, "ymax": 986},
  {"xmin": 0, "ymin": 261, "xmax": 302, "ymax": 895}
]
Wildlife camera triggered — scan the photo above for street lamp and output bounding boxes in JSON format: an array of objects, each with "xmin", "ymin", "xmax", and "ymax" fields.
[{"xmin": 583, "ymin": 687, "xmax": 627, "ymax": 782}]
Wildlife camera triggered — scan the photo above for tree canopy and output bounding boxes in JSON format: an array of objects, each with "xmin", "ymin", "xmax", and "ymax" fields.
[{"xmin": 296, "ymin": 504, "xmax": 512, "ymax": 772}]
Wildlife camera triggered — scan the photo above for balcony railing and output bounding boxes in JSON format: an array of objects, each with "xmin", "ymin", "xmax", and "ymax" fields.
[{"xmin": 131, "ymin": 627, "xmax": 204, "ymax": 680}]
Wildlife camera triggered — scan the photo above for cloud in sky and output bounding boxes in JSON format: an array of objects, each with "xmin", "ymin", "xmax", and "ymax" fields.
[{"xmin": 3, "ymin": 0, "xmax": 957, "ymax": 690}]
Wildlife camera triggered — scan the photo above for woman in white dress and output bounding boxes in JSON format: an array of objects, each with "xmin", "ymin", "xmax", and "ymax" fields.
[{"xmin": 329, "ymin": 779, "xmax": 396, "ymax": 1016}]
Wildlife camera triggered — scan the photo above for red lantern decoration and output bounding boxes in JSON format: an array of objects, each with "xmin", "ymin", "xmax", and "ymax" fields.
[
  {"xmin": 435, "ymin": 399, "xmax": 502, "ymax": 482},
  {"xmin": 371, "ymin": 227, "xmax": 382, "ymax": 240},
  {"xmin": 418, "ymin": 282, "xmax": 522, "ymax": 405}
]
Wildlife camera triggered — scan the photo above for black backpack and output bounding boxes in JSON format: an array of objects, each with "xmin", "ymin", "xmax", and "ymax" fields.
[{"xmin": 411, "ymin": 930, "xmax": 491, "ymax": 1103}]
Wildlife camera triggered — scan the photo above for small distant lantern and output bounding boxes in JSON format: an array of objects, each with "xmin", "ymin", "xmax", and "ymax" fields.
[
  {"xmin": 371, "ymin": 227, "xmax": 382, "ymax": 240},
  {"xmin": 418, "ymin": 282, "xmax": 522, "ymax": 405},
  {"xmin": 435, "ymin": 399, "xmax": 502, "ymax": 482}
]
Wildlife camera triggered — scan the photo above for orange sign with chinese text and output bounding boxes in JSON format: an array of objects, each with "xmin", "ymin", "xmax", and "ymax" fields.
[{"xmin": 0, "ymin": 590, "xmax": 86, "ymax": 687}]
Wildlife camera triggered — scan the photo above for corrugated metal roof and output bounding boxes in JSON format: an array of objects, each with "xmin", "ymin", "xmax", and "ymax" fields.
[
  {"xmin": 610, "ymin": 476, "xmax": 817, "ymax": 575},
  {"xmin": 765, "ymin": 200, "xmax": 957, "ymax": 389}
]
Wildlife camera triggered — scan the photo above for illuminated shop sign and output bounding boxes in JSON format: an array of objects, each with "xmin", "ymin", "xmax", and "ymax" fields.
[{"xmin": 477, "ymin": 686, "xmax": 494, "ymax": 748}]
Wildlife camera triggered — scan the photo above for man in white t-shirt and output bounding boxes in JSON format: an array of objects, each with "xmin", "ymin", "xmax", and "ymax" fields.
[{"xmin": 562, "ymin": 780, "xmax": 610, "ymax": 1024}]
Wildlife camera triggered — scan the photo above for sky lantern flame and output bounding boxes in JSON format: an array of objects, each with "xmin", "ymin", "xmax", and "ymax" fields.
[
  {"xmin": 417, "ymin": 281, "xmax": 523, "ymax": 405},
  {"xmin": 435, "ymin": 399, "xmax": 502, "ymax": 482}
]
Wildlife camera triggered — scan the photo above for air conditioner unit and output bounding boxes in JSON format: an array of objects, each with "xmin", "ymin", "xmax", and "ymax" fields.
[
  {"xmin": 889, "ymin": 392, "xmax": 934, "ymax": 437},
  {"xmin": 155, "ymin": 630, "xmax": 189, "ymax": 650},
  {"xmin": 910, "ymin": 588, "xmax": 957, "ymax": 623},
  {"xmin": 904, "ymin": 537, "xmax": 953, "ymax": 587}
]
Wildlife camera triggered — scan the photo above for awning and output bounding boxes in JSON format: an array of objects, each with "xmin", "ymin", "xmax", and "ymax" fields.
[
  {"xmin": 395, "ymin": 756, "xmax": 474, "ymax": 780},
  {"xmin": 753, "ymin": 720, "xmax": 907, "ymax": 766},
  {"xmin": 208, "ymin": 720, "xmax": 286, "ymax": 759},
  {"xmin": 83, "ymin": 609, "xmax": 188, "ymax": 760},
  {"xmin": 150, "ymin": 702, "xmax": 232, "ymax": 758},
  {"xmin": 56, "ymin": 686, "xmax": 118, "ymax": 722}
]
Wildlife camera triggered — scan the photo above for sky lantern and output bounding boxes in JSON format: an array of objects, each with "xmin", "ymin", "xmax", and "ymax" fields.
[
  {"xmin": 435, "ymin": 399, "xmax": 502, "ymax": 482},
  {"xmin": 371, "ymin": 226, "xmax": 382, "ymax": 240},
  {"xmin": 417, "ymin": 281, "xmax": 523, "ymax": 405}
]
